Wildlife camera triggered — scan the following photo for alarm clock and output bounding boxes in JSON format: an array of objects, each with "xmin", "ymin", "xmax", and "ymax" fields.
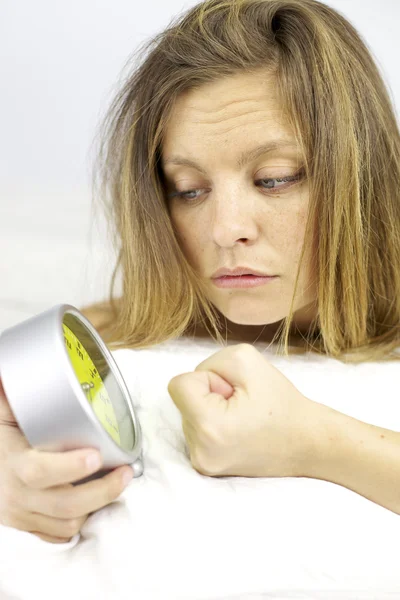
[{"xmin": 0, "ymin": 304, "xmax": 143, "ymax": 485}]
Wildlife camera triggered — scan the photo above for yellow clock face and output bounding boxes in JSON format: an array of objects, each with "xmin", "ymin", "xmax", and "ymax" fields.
[{"xmin": 62, "ymin": 323, "xmax": 121, "ymax": 446}]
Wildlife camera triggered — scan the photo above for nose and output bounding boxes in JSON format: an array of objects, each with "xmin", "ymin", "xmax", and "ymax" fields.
[{"xmin": 210, "ymin": 184, "xmax": 258, "ymax": 247}]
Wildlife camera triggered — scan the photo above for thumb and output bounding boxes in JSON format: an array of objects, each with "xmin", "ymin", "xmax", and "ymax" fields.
[
  {"xmin": 168, "ymin": 370, "xmax": 234, "ymax": 422},
  {"xmin": 202, "ymin": 370, "xmax": 234, "ymax": 399}
]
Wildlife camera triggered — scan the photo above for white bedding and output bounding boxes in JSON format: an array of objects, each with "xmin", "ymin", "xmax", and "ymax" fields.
[{"xmin": 0, "ymin": 334, "xmax": 400, "ymax": 599}]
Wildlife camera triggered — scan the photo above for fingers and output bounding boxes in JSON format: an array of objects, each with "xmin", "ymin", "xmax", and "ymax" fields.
[
  {"xmin": 32, "ymin": 533, "xmax": 76, "ymax": 544},
  {"xmin": 2, "ymin": 446, "xmax": 134, "ymax": 543},
  {"xmin": 9, "ymin": 512, "xmax": 89, "ymax": 543},
  {"xmin": 0, "ymin": 382, "xmax": 134, "ymax": 544},
  {"xmin": 22, "ymin": 461, "xmax": 134, "ymax": 520},
  {"xmin": 2, "ymin": 461, "xmax": 133, "ymax": 542},
  {"xmin": 13, "ymin": 447, "xmax": 104, "ymax": 489}
]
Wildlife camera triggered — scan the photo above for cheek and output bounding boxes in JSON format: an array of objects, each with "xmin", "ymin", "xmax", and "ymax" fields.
[
  {"xmin": 293, "ymin": 210, "xmax": 309, "ymax": 250},
  {"xmin": 270, "ymin": 207, "xmax": 307, "ymax": 255},
  {"xmin": 170, "ymin": 209, "xmax": 201, "ymax": 261}
]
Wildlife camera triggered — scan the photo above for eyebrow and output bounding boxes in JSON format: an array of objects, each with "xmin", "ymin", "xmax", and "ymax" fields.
[{"xmin": 162, "ymin": 140, "xmax": 299, "ymax": 173}]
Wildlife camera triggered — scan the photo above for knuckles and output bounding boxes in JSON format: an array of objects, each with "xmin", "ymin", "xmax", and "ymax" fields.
[
  {"xmin": 233, "ymin": 343, "xmax": 258, "ymax": 360},
  {"xmin": 172, "ymin": 343, "xmax": 256, "ymax": 478}
]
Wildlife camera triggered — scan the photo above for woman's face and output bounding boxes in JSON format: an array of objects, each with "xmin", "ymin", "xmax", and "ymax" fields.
[{"xmin": 161, "ymin": 70, "xmax": 317, "ymax": 340}]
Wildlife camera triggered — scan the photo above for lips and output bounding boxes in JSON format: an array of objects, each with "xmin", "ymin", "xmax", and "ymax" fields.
[
  {"xmin": 212, "ymin": 274, "xmax": 277, "ymax": 288},
  {"xmin": 212, "ymin": 267, "xmax": 275, "ymax": 278}
]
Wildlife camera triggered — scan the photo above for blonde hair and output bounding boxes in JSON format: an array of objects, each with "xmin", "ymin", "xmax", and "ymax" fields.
[{"xmin": 82, "ymin": 0, "xmax": 400, "ymax": 364}]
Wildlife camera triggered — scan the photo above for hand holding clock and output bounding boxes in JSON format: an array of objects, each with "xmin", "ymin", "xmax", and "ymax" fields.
[{"xmin": 0, "ymin": 377, "xmax": 133, "ymax": 544}]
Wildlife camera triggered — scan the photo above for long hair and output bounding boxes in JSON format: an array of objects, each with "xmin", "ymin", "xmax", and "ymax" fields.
[{"xmin": 82, "ymin": 0, "xmax": 400, "ymax": 364}]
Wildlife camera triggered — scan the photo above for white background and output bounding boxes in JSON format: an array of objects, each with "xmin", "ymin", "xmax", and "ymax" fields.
[{"xmin": 1, "ymin": 0, "xmax": 399, "ymax": 332}]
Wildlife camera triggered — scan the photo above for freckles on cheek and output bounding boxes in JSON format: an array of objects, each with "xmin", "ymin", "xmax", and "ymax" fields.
[{"xmin": 271, "ymin": 209, "xmax": 306, "ymax": 254}]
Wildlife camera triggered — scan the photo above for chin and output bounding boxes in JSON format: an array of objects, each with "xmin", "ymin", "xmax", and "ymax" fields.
[
  {"xmin": 216, "ymin": 305, "xmax": 286, "ymax": 327},
  {"xmin": 229, "ymin": 317, "xmax": 283, "ymax": 327}
]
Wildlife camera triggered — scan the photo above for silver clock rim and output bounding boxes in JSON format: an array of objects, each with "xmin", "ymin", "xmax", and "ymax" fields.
[{"xmin": 0, "ymin": 303, "xmax": 143, "ymax": 471}]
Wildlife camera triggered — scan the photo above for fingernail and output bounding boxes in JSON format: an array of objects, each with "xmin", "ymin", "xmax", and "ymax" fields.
[{"xmin": 122, "ymin": 469, "xmax": 134, "ymax": 486}]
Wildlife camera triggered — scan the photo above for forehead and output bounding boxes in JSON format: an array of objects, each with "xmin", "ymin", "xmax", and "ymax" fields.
[
  {"xmin": 168, "ymin": 70, "xmax": 280, "ymax": 117},
  {"xmin": 161, "ymin": 71, "xmax": 294, "ymax": 157}
]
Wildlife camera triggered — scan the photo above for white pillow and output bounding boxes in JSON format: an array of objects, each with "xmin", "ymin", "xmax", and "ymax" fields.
[{"xmin": 0, "ymin": 335, "xmax": 399, "ymax": 600}]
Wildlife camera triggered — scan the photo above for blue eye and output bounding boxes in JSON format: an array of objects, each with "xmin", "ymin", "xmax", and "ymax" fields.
[
  {"xmin": 167, "ymin": 171, "xmax": 304, "ymax": 203},
  {"xmin": 256, "ymin": 173, "xmax": 302, "ymax": 191}
]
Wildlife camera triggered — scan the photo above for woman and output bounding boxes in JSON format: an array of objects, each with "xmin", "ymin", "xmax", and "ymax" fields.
[
  {"xmin": 1, "ymin": 0, "xmax": 400, "ymax": 546},
  {"xmin": 82, "ymin": 0, "xmax": 400, "ymax": 365}
]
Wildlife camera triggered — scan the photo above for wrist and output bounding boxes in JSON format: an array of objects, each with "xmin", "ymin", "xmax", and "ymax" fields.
[{"xmin": 295, "ymin": 397, "xmax": 339, "ymax": 479}]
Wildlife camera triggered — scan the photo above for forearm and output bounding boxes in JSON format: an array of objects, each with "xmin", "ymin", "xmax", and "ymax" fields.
[{"xmin": 301, "ymin": 400, "xmax": 400, "ymax": 515}]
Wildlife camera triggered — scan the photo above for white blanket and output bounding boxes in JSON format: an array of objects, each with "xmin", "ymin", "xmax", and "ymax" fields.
[{"xmin": 1, "ymin": 335, "xmax": 400, "ymax": 600}]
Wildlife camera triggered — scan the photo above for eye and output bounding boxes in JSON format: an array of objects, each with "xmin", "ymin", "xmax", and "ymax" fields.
[
  {"xmin": 167, "ymin": 169, "xmax": 305, "ymax": 203},
  {"xmin": 256, "ymin": 172, "xmax": 304, "ymax": 192}
]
